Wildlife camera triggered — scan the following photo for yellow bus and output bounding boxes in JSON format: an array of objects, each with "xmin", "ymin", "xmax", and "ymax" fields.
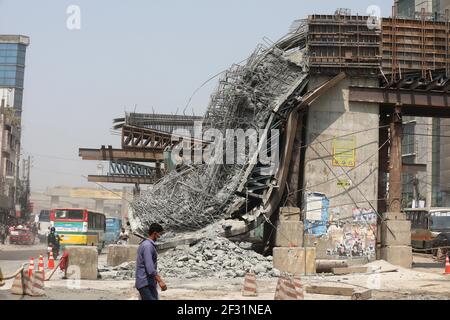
[{"xmin": 50, "ymin": 208, "xmax": 106, "ymax": 252}]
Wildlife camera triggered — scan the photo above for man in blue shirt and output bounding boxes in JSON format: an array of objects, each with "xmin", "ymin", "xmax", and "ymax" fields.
[{"xmin": 135, "ymin": 223, "xmax": 167, "ymax": 300}]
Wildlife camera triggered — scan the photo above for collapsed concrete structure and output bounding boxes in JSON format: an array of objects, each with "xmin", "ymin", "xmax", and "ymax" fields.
[{"xmin": 81, "ymin": 7, "xmax": 450, "ymax": 269}]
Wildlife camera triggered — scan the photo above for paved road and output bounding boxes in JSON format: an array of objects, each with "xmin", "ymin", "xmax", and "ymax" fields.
[{"xmin": 0, "ymin": 248, "xmax": 47, "ymax": 261}]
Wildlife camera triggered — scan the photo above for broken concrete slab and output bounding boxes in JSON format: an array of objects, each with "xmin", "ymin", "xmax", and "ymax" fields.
[
  {"xmin": 306, "ymin": 285, "xmax": 355, "ymax": 296},
  {"xmin": 66, "ymin": 246, "xmax": 99, "ymax": 280},
  {"xmin": 273, "ymin": 247, "xmax": 316, "ymax": 275},
  {"xmin": 332, "ymin": 266, "xmax": 369, "ymax": 275},
  {"xmin": 275, "ymin": 221, "xmax": 304, "ymax": 247},
  {"xmin": 156, "ymin": 236, "xmax": 201, "ymax": 251},
  {"xmin": 351, "ymin": 290, "xmax": 372, "ymax": 300},
  {"xmin": 107, "ymin": 245, "xmax": 139, "ymax": 267}
]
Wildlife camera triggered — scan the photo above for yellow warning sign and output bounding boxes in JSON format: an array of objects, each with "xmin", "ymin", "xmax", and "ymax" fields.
[{"xmin": 332, "ymin": 136, "xmax": 356, "ymax": 167}]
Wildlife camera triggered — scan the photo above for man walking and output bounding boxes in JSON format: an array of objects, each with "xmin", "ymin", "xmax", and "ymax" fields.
[{"xmin": 135, "ymin": 223, "xmax": 167, "ymax": 300}]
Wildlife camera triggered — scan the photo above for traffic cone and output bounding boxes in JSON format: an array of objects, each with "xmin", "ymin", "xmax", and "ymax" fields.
[
  {"xmin": 242, "ymin": 273, "xmax": 258, "ymax": 297},
  {"xmin": 28, "ymin": 258, "xmax": 34, "ymax": 277},
  {"xmin": 279, "ymin": 277, "xmax": 298, "ymax": 300},
  {"xmin": 444, "ymin": 255, "xmax": 450, "ymax": 275},
  {"xmin": 38, "ymin": 255, "xmax": 45, "ymax": 278},
  {"xmin": 11, "ymin": 271, "xmax": 25, "ymax": 295},
  {"xmin": 293, "ymin": 277, "xmax": 304, "ymax": 300},
  {"xmin": 274, "ymin": 276, "xmax": 286, "ymax": 300},
  {"xmin": 47, "ymin": 251, "xmax": 55, "ymax": 270},
  {"xmin": 274, "ymin": 276, "xmax": 300, "ymax": 300},
  {"xmin": 28, "ymin": 271, "xmax": 45, "ymax": 297}
]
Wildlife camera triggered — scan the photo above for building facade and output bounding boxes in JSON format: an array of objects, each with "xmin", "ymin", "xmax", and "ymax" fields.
[
  {"xmin": 394, "ymin": 2, "xmax": 449, "ymax": 208},
  {"xmin": 397, "ymin": 0, "xmax": 450, "ymax": 19},
  {"xmin": 0, "ymin": 35, "xmax": 30, "ymax": 223}
]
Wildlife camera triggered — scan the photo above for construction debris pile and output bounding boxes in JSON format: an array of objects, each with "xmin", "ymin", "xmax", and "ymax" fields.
[
  {"xmin": 157, "ymin": 237, "xmax": 279, "ymax": 279},
  {"xmin": 129, "ymin": 22, "xmax": 309, "ymax": 234},
  {"xmin": 99, "ymin": 237, "xmax": 280, "ymax": 280}
]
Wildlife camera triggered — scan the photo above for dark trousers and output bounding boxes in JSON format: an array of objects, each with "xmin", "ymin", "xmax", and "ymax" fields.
[{"xmin": 138, "ymin": 285, "xmax": 159, "ymax": 300}]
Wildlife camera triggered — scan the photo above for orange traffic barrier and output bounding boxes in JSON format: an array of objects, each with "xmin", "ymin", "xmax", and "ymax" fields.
[
  {"xmin": 28, "ymin": 258, "xmax": 34, "ymax": 277},
  {"xmin": 38, "ymin": 255, "xmax": 45, "ymax": 278},
  {"xmin": 47, "ymin": 251, "xmax": 55, "ymax": 270},
  {"xmin": 293, "ymin": 277, "xmax": 304, "ymax": 300},
  {"xmin": 444, "ymin": 255, "xmax": 450, "ymax": 275},
  {"xmin": 242, "ymin": 273, "xmax": 258, "ymax": 297},
  {"xmin": 10, "ymin": 269, "xmax": 45, "ymax": 296},
  {"xmin": 274, "ymin": 276, "xmax": 302, "ymax": 300},
  {"xmin": 29, "ymin": 271, "xmax": 45, "ymax": 296}
]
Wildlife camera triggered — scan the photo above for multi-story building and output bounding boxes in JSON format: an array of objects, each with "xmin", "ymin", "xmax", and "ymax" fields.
[
  {"xmin": 397, "ymin": 0, "xmax": 450, "ymax": 19},
  {"xmin": 0, "ymin": 35, "xmax": 30, "ymax": 223},
  {"xmin": 394, "ymin": 1, "xmax": 449, "ymax": 208}
]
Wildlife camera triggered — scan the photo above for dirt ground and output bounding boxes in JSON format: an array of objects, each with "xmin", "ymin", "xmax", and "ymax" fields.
[{"xmin": 1, "ymin": 251, "xmax": 450, "ymax": 300}]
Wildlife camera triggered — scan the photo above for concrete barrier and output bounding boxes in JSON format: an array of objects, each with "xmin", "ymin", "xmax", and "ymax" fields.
[
  {"xmin": 107, "ymin": 245, "xmax": 139, "ymax": 267},
  {"xmin": 273, "ymin": 247, "xmax": 316, "ymax": 275},
  {"xmin": 380, "ymin": 245, "xmax": 412, "ymax": 269},
  {"xmin": 66, "ymin": 246, "xmax": 99, "ymax": 280},
  {"xmin": 381, "ymin": 220, "xmax": 411, "ymax": 246},
  {"xmin": 275, "ymin": 221, "xmax": 304, "ymax": 247}
]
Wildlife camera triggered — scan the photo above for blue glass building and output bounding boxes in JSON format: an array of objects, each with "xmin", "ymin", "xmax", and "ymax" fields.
[{"xmin": 0, "ymin": 35, "xmax": 30, "ymax": 112}]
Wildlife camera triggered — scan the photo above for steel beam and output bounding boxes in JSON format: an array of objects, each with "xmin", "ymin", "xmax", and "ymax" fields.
[
  {"xmin": 79, "ymin": 146, "xmax": 164, "ymax": 162},
  {"xmin": 349, "ymin": 86, "xmax": 450, "ymax": 118},
  {"xmin": 109, "ymin": 160, "xmax": 162, "ymax": 178},
  {"xmin": 87, "ymin": 175, "xmax": 158, "ymax": 184},
  {"xmin": 121, "ymin": 125, "xmax": 208, "ymax": 150}
]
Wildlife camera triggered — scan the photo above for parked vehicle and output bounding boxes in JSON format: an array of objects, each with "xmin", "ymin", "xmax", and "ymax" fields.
[
  {"xmin": 403, "ymin": 208, "xmax": 450, "ymax": 254},
  {"xmin": 9, "ymin": 225, "xmax": 35, "ymax": 245},
  {"xmin": 105, "ymin": 217, "xmax": 122, "ymax": 244},
  {"xmin": 37, "ymin": 210, "xmax": 52, "ymax": 241}
]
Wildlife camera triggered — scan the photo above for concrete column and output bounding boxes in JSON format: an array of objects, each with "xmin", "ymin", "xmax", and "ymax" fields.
[
  {"xmin": 388, "ymin": 105, "xmax": 403, "ymax": 213},
  {"xmin": 50, "ymin": 196, "xmax": 59, "ymax": 208},
  {"xmin": 95, "ymin": 199, "xmax": 104, "ymax": 212},
  {"xmin": 426, "ymin": 117, "xmax": 433, "ymax": 207},
  {"xmin": 121, "ymin": 187, "xmax": 129, "ymax": 222}
]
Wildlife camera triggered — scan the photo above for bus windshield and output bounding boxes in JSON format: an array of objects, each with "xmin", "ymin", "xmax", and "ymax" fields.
[
  {"xmin": 54, "ymin": 209, "xmax": 85, "ymax": 220},
  {"xmin": 430, "ymin": 211, "xmax": 450, "ymax": 231}
]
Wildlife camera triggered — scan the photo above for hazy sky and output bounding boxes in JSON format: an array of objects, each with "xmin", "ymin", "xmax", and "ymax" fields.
[{"xmin": 0, "ymin": 0, "xmax": 394, "ymax": 192}]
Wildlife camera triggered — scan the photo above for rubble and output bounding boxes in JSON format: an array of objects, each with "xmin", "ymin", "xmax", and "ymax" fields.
[{"xmin": 99, "ymin": 237, "xmax": 281, "ymax": 280}]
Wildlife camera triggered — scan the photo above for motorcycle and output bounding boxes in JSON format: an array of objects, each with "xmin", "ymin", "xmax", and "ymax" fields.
[{"xmin": 47, "ymin": 242, "xmax": 60, "ymax": 259}]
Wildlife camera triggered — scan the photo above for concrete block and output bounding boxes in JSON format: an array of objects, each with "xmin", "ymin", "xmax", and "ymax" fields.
[
  {"xmin": 128, "ymin": 234, "xmax": 143, "ymax": 245},
  {"xmin": 275, "ymin": 221, "xmax": 304, "ymax": 247},
  {"xmin": 279, "ymin": 207, "xmax": 301, "ymax": 221},
  {"xmin": 66, "ymin": 246, "xmax": 99, "ymax": 280},
  {"xmin": 303, "ymin": 235, "xmax": 333, "ymax": 259},
  {"xmin": 273, "ymin": 247, "xmax": 316, "ymax": 275},
  {"xmin": 107, "ymin": 245, "xmax": 139, "ymax": 267},
  {"xmin": 380, "ymin": 246, "xmax": 412, "ymax": 269},
  {"xmin": 382, "ymin": 212, "xmax": 406, "ymax": 221},
  {"xmin": 381, "ymin": 220, "xmax": 411, "ymax": 246}
]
